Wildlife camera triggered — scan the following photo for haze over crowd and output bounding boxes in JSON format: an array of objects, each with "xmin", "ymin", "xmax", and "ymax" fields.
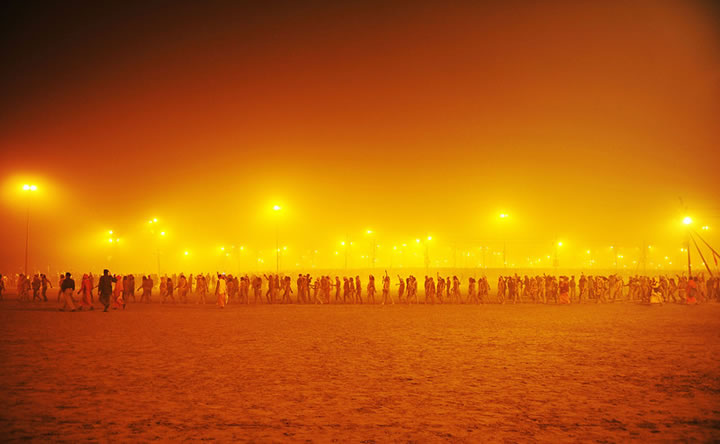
[{"xmin": 1, "ymin": 0, "xmax": 719, "ymax": 273}]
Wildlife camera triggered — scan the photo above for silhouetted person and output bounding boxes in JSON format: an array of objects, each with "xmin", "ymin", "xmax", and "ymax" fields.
[
  {"xmin": 59, "ymin": 272, "xmax": 76, "ymax": 312},
  {"xmin": 77, "ymin": 273, "xmax": 94, "ymax": 310},
  {"xmin": 98, "ymin": 269, "xmax": 115, "ymax": 312},
  {"xmin": 31, "ymin": 275, "xmax": 41, "ymax": 301},
  {"xmin": 40, "ymin": 274, "xmax": 52, "ymax": 301}
]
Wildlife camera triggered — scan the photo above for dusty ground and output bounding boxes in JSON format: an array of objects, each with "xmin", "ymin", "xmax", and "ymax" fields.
[{"xmin": 0, "ymin": 301, "xmax": 718, "ymax": 442}]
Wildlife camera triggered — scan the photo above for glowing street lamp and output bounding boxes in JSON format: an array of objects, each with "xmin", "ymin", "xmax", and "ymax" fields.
[
  {"xmin": 554, "ymin": 240, "xmax": 563, "ymax": 269},
  {"xmin": 340, "ymin": 236, "xmax": 352, "ymax": 270},
  {"xmin": 424, "ymin": 236, "xmax": 433, "ymax": 274},
  {"xmin": 22, "ymin": 184, "xmax": 38, "ymax": 275},
  {"xmin": 682, "ymin": 216, "xmax": 693, "ymax": 275},
  {"xmin": 272, "ymin": 204, "xmax": 282, "ymax": 273},
  {"xmin": 366, "ymin": 229, "xmax": 376, "ymax": 268},
  {"xmin": 499, "ymin": 212, "xmax": 510, "ymax": 268}
]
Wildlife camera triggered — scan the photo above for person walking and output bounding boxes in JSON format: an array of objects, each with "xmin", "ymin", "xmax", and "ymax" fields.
[
  {"xmin": 59, "ymin": 272, "xmax": 76, "ymax": 312},
  {"xmin": 98, "ymin": 269, "xmax": 115, "ymax": 312}
]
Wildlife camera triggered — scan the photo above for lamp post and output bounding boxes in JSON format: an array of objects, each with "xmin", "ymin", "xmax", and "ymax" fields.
[
  {"xmin": 149, "ymin": 218, "xmax": 163, "ymax": 275},
  {"xmin": 554, "ymin": 241, "xmax": 562, "ymax": 271},
  {"xmin": 499, "ymin": 213, "xmax": 509, "ymax": 269},
  {"xmin": 424, "ymin": 236, "xmax": 432, "ymax": 275},
  {"xmin": 273, "ymin": 205, "xmax": 281, "ymax": 274},
  {"xmin": 22, "ymin": 184, "xmax": 37, "ymax": 275},
  {"xmin": 683, "ymin": 216, "xmax": 692, "ymax": 276},
  {"xmin": 366, "ymin": 230, "xmax": 375, "ymax": 269},
  {"xmin": 342, "ymin": 234, "xmax": 351, "ymax": 271}
]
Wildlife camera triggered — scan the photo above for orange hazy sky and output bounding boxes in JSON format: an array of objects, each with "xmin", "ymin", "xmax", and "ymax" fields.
[{"xmin": 1, "ymin": 0, "xmax": 719, "ymax": 273}]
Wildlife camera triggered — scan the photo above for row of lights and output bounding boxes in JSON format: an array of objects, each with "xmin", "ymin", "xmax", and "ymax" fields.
[{"xmin": 105, "ymin": 209, "xmax": 712, "ymax": 263}]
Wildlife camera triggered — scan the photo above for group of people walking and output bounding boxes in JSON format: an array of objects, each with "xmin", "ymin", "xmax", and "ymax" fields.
[{"xmin": 4, "ymin": 269, "xmax": 716, "ymax": 309}]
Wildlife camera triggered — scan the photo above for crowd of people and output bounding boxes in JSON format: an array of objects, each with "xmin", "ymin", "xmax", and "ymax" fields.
[{"xmin": 2, "ymin": 269, "xmax": 717, "ymax": 311}]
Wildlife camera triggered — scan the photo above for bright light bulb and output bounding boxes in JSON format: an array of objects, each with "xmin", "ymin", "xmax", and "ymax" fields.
[
  {"xmin": 23, "ymin": 184, "xmax": 30, "ymax": 190},
  {"xmin": 160, "ymin": 231, "xmax": 166, "ymax": 236},
  {"xmin": 273, "ymin": 205, "xmax": 281, "ymax": 211},
  {"xmin": 683, "ymin": 216, "xmax": 692, "ymax": 225},
  {"xmin": 557, "ymin": 241, "xmax": 563, "ymax": 247},
  {"xmin": 427, "ymin": 236, "xmax": 432, "ymax": 241},
  {"xmin": 184, "ymin": 251, "xmax": 189, "ymax": 256},
  {"xmin": 108, "ymin": 230, "xmax": 113, "ymax": 235}
]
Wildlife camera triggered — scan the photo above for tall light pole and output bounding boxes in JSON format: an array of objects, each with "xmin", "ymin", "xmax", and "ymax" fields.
[
  {"xmin": 148, "ymin": 218, "xmax": 162, "ymax": 276},
  {"xmin": 366, "ymin": 230, "xmax": 375, "ymax": 269},
  {"xmin": 499, "ymin": 213, "xmax": 509, "ymax": 269},
  {"xmin": 22, "ymin": 184, "xmax": 37, "ymax": 275},
  {"xmin": 273, "ymin": 205, "xmax": 281, "ymax": 274},
  {"xmin": 554, "ymin": 241, "xmax": 562, "ymax": 271},
  {"xmin": 683, "ymin": 216, "xmax": 692, "ymax": 276},
  {"xmin": 342, "ymin": 234, "xmax": 350, "ymax": 271},
  {"xmin": 424, "ymin": 236, "xmax": 432, "ymax": 275}
]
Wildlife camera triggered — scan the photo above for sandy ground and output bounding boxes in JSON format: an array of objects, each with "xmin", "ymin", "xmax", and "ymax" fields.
[{"xmin": 0, "ymin": 301, "xmax": 719, "ymax": 443}]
